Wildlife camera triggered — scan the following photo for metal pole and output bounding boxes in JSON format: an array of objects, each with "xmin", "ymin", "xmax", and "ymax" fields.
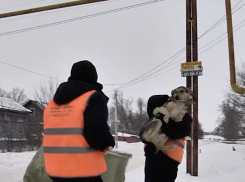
[
  {"xmin": 0, "ymin": 0, "xmax": 109, "ymax": 19},
  {"xmin": 186, "ymin": 0, "xmax": 192, "ymax": 174},
  {"xmin": 192, "ymin": 0, "xmax": 198, "ymax": 176},
  {"xmin": 115, "ymin": 104, "xmax": 118, "ymax": 148},
  {"xmin": 225, "ymin": 0, "xmax": 245, "ymax": 94}
]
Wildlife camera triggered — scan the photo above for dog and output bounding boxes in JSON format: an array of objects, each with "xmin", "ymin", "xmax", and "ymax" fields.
[{"xmin": 140, "ymin": 86, "xmax": 193, "ymax": 151}]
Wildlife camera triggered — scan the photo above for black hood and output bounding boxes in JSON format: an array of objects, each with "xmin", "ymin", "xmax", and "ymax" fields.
[
  {"xmin": 53, "ymin": 80, "xmax": 109, "ymax": 105},
  {"xmin": 147, "ymin": 95, "xmax": 170, "ymax": 118}
]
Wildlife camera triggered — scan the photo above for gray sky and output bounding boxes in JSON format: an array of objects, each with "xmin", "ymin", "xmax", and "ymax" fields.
[{"xmin": 0, "ymin": 0, "xmax": 245, "ymax": 131}]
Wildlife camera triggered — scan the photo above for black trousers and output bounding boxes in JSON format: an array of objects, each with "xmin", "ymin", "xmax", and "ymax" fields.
[
  {"xmin": 144, "ymin": 144, "xmax": 180, "ymax": 182},
  {"xmin": 50, "ymin": 176, "xmax": 103, "ymax": 182}
]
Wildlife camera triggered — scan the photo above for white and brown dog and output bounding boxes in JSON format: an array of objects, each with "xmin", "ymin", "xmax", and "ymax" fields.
[{"xmin": 140, "ymin": 86, "xmax": 193, "ymax": 151}]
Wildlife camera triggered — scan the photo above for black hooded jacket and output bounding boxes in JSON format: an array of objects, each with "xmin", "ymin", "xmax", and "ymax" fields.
[
  {"xmin": 53, "ymin": 80, "xmax": 115, "ymax": 151},
  {"xmin": 143, "ymin": 94, "xmax": 193, "ymax": 182}
]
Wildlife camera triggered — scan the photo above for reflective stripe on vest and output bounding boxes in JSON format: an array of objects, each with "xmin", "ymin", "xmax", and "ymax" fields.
[
  {"xmin": 163, "ymin": 139, "xmax": 185, "ymax": 163},
  {"xmin": 168, "ymin": 138, "xmax": 185, "ymax": 149},
  {"xmin": 43, "ymin": 90, "xmax": 107, "ymax": 178}
]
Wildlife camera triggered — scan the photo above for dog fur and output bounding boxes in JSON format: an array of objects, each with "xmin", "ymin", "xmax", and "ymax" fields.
[{"xmin": 140, "ymin": 86, "xmax": 193, "ymax": 151}]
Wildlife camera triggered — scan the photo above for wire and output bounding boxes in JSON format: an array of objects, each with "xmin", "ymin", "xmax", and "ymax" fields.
[
  {"xmin": 198, "ymin": 0, "xmax": 244, "ymax": 39},
  {"xmin": 0, "ymin": 0, "xmax": 166, "ymax": 36},
  {"xmin": 104, "ymin": 1, "xmax": 245, "ymax": 87},
  {"xmin": 104, "ymin": 18, "xmax": 245, "ymax": 93},
  {"xmin": 0, "ymin": 0, "xmax": 49, "ymax": 11},
  {"xmin": 199, "ymin": 19, "xmax": 245, "ymax": 55},
  {"xmin": 0, "ymin": 61, "xmax": 63, "ymax": 82},
  {"xmin": 104, "ymin": 48, "xmax": 186, "ymax": 91},
  {"xmin": 0, "ymin": 0, "xmax": 244, "ymax": 88},
  {"xmin": 104, "ymin": 64, "xmax": 179, "ymax": 93}
]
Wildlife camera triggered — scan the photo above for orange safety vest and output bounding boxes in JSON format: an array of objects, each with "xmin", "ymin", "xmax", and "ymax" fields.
[
  {"xmin": 162, "ymin": 138, "xmax": 185, "ymax": 163},
  {"xmin": 43, "ymin": 90, "xmax": 107, "ymax": 178},
  {"xmin": 143, "ymin": 138, "xmax": 185, "ymax": 163}
]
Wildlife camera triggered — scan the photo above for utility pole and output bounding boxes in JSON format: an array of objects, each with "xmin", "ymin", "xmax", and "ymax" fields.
[
  {"xmin": 115, "ymin": 103, "xmax": 118, "ymax": 148},
  {"xmin": 186, "ymin": 0, "xmax": 192, "ymax": 175},
  {"xmin": 186, "ymin": 0, "xmax": 198, "ymax": 176}
]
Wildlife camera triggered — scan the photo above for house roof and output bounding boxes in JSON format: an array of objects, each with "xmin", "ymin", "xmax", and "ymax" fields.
[
  {"xmin": 0, "ymin": 97, "xmax": 31, "ymax": 113},
  {"xmin": 22, "ymin": 99, "xmax": 46, "ymax": 110}
]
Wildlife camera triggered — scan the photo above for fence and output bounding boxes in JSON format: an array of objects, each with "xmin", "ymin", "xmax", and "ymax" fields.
[{"xmin": 0, "ymin": 139, "xmax": 42, "ymax": 153}]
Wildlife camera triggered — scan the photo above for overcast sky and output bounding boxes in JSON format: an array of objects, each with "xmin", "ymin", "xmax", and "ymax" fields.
[{"xmin": 0, "ymin": 0, "xmax": 245, "ymax": 131}]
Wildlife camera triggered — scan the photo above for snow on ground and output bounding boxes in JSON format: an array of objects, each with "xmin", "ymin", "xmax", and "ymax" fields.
[
  {"xmin": 126, "ymin": 140, "xmax": 245, "ymax": 182},
  {"xmin": 0, "ymin": 140, "xmax": 245, "ymax": 182},
  {"xmin": 0, "ymin": 151, "xmax": 35, "ymax": 182},
  {"xmin": 203, "ymin": 135, "xmax": 224, "ymax": 140}
]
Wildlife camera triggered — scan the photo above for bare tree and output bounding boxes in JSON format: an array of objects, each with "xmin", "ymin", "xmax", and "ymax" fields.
[
  {"xmin": 7, "ymin": 87, "xmax": 27, "ymax": 103},
  {"xmin": 109, "ymin": 91, "xmax": 148, "ymax": 135},
  {"xmin": 112, "ymin": 90, "xmax": 134, "ymax": 132},
  {"xmin": 132, "ymin": 98, "xmax": 148, "ymax": 133},
  {"xmin": 224, "ymin": 62, "xmax": 245, "ymax": 114},
  {"xmin": 0, "ymin": 88, "xmax": 8, "ymax": 97},
  {"xmin": 217, "ymin": 100, "xmax": 243, "ymax": 140},
  {"xmin": 0, "ymin": 87, "xmax": 27, "ymax": 104},
  {"xmin": 33, "ymin": 78, "xmax": 60, "ymax": 104},
  {"xmin": 137, "ymin": 97, "xmax": 145, "ymax": 115},
  {"xmin": 219, "ymin": 62, "xmax": 245, "ymax": 138},
  {"xmin": 198, "ymin": 121, "xmax": 204, "ymax": 139}
]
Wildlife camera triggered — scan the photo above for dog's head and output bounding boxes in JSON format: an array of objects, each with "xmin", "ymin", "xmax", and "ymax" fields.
[{"xmin": 171, "ymin": 86, "xmax": 193, "ymax": 102}]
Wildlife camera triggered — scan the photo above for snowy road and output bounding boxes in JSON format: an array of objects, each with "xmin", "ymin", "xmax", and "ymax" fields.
[{"xmin": 0, "ymin": 140, "xmax": 245, "ymax": 182}]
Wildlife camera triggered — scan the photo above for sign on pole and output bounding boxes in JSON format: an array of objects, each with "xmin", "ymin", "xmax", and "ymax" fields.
[{"xmin": 181, "ymin": 61, "xmax": 203, "ymax": 77}]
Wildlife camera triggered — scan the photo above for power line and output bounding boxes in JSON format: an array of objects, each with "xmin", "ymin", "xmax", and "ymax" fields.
[
  {"xmin": 1, "ymin": 17, "xmax": 244, "ymax": 91},
  {"xmin": 198, "ymin": 0, "xmax": 244, "ymax": 39},
  {"xmin": 0, "ymin": 0, "xmax": 49, "ymax": 11},
  {"xmin": 0, "ymin": 0, "xmax": 244, "ymax": 88},
  {"xmin": 142, "ymin": 19, "xmax": 245, "ymax": 81},
  {"xmin": 103, "ymin": 1, "xmax": 245, "ymax": 87},
  {"xmin": 199, "ymin": 19, "xmax": 245, "ymax": 55},
  {"xmin": 104, "ymin": 48, "xmax": 186, "ymax": 90},
  {"xmin": 104, "ymin": 18, "xmax": 245, "ymax": 93},
  {"xmin": 0, "ymin": 61, "xmax": 63, "ymax": 82},
  {"xmin": 0, "ymin": 0, "xmax": 166, "ymax": 36}
]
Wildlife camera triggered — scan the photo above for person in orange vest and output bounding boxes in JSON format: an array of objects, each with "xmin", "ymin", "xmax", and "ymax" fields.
[
  {"xmin": 43, "ymin": 60, "xmax": 115, "ymax": 182},
  {"xmin": 140, "ymin": 95, "xmax": 192, "ymax": 182}
]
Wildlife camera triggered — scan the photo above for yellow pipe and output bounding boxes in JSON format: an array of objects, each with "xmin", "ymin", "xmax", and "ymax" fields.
[
  {"xmin": 225, "ymin": 0, "xmax": 245, "ymax": 94},
  {"xmin": 0, "ymin": 0, "xmax": 109, "ymax": 19}
]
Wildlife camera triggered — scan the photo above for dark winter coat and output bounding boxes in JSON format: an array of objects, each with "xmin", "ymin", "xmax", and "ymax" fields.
[
  {"xmin": 143, "ymin": 95, "xmax": 192, "ymax": 182},
  {"xmin": 50, "ymin": 80, "xmax": 115, "ymax": 182}
]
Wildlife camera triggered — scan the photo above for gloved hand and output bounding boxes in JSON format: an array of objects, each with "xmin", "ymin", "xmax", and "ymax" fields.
[{"xmin": 103, "ymin": 146, "xmax": 113, "ymax": 155}]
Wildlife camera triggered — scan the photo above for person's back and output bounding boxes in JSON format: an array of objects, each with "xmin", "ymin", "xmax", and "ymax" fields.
[{"xmin": 43, "ymin": 60, "xmax": 115, "ymax": 182}]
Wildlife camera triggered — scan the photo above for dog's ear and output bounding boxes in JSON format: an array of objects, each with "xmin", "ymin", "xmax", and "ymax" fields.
[
  {"xmin": 171, "ymin": 88, "xmax": 177, "ymax": 96},
  {"xmin": 186, "ymin": 87, "xmax": 193, "ymax": 94}
]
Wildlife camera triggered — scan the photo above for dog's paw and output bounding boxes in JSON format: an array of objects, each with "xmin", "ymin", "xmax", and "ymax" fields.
[
  {"xmin": 169, "ymin": 145, "xmax": 176, "ymax": 150},
  {"xmin": 175, "ymin": 116, "xmax": 183, "ymax": 122},
  {"xmin": 163, "ymin": 116, "xmax": 169, "ymax": 123},
  {"xmin": 184, "ymin": 136, "xmax": 192, "ymax": 141}
]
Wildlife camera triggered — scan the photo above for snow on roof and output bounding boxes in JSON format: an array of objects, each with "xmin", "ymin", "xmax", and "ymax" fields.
[
  {"xmin": 0, "ymin": 97, "xmax": 31, "ymax": 113},
  {"xmin": 22, "ymin": 99, "xmax": 46, "ymax": 110}
]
